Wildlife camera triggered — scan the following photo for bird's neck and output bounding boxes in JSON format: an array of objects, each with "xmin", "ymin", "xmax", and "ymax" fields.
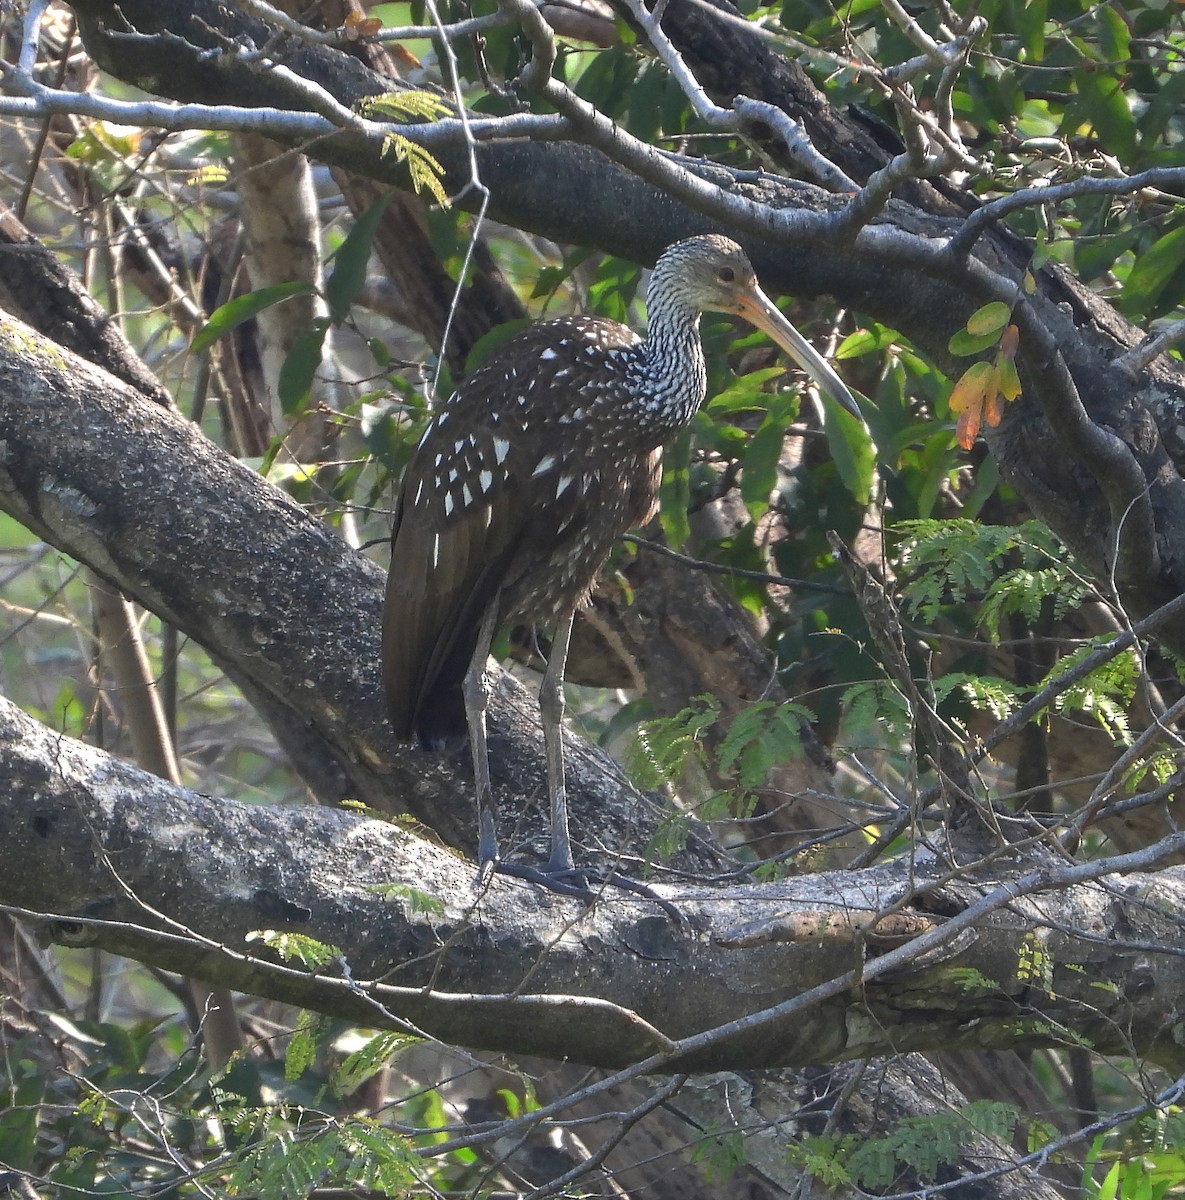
[{"xmin": 626, "ymin": 297, "xmax": 708, "ymax": 439}]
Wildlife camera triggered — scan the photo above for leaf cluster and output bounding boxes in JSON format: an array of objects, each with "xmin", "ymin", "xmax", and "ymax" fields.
[
  {"xmin": 895, "ymin": 518, "xmax": 1087, "ymax": 638},
  {"xmin": 788, "ymin": 1100, "xmax": 1025, "ymax": 1190}
]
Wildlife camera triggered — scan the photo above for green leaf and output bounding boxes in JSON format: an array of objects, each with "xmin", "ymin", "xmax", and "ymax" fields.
[
  {"xmin": 1122, "ymin": 224, "xmax": 1185, "ymax": 318},
  {"xmin": 284, "ymin": 1010, "xmax": 326, "ymax": 1081},
  {"xmin": 965, "ymin": 301, "xmax": 1011, "ymax": 338},
  {"xmin": 333, "ymin": 1032, "xmax": 421, "ymax": 1096},
  {"xmin": 834, "ymin": 325, "xmax": 898, "ymax": 359},
  {"xmin": 464, "ymin": 318, "xmax": 533, "ymax": 372},
  {"xmin": 740, "ymin": 392, "xmax": 795, "ymax": 520},
  {"xmin": 326, "ymin": 193, "xmax": 394, "ymax": 323},
  {"xmin": 659, "ymin": 427, "xmax": 692, "ymax": 549},
  {"xmin": 948, "ymin": 328, "xmax": 1002, "ymax": 357},
  {"xmin": 718, "ymin": 702, "xmax": 807, "ymax": 788},
  {"xmin": 822, "ymin": 393, "xmax": 876, "ymax": 505},
  {"xmin": 704, "ymin": 367, "xmax": 786, "ymax": 414},
  {"xmin": 245, "ymin": 929, "xmax": 342, "ymax": 969},
  {"xmin": 1097, "ymin": 1160, "xmax": 1121, "ymax": 1200},
  {"xmin": 1095, "ymin": 6, "xmax": 1130, "ymax": 67},
  {"xmin": 370, "ymin": 881, "xmax": 445, "ymax": 915},
  {"xmin": 1074, "ymin": 71, "xmax": 1137, "ymax": 161},
  {"xmin": 191, "ymin": 282, "xmax": 315, "ymax": 353},
  {"xmin": 0, "ymin": 1074, "xmax": 44, "ymax": 1170},
  {"xmin": 1074, "ymin": 228, "xmax": 1139, "ymax": 284},
  {"xmin": 1138, "ymin": 68, "xmax": 1185, "ymax": 147},
  {"xmin": 627, "ymin": 694, "xmax": 719, "ymax": 791},
  {"xmin": 278, "ymin": 323, "xmax": 328, "ymax": 415}
]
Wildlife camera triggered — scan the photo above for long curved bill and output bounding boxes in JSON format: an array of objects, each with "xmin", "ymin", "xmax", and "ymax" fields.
[{"xmin": 733, "ymin": 285, "xmax": 861, "ymax": 418}]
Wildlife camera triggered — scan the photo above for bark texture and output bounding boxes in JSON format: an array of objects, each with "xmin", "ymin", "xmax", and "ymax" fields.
[{"xmin": 5, "ymin": 693, "xmax": 1185, "ymax": 1072}]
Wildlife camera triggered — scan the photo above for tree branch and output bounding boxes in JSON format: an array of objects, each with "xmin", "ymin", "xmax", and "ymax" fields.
[
  {"xmin": 0, "ymin": 308, "xmax": 722, "ymax": 875},
  {"xmin": 4, "ymin": 692, "xmax": 1185, "ymax": 1071}
]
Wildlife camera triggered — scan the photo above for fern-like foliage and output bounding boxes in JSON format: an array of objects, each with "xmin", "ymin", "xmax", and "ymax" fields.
[
  {"xmin": 717, "ymin": 700, "xmax": 808, "ymax": 788},
  {"xmin": 333, "ymin": 1032, "xmax": 422, "ymax": 1097},
  {"xmin": 245, "ymin": 929, "xmax": 342, "ymax": 969},
  {"xmin": 931, "ymin": 672, "xmax": 1023, "ymax": 721},
  {"xmin": 223, "ymin": 1111, "xmax": 419, "ymax": 1198},
  {"xmin": 690, "ymin": 1126, "xmax": 748, "ymax": 1181},
  {"xmin": 840, "ymin": 679, "xmax": 912, "ymax": 746},
  {"xmin": 629, "ymin": 695, "xmax": 813, "ymax": 859},
  {"xmin": 788, "ymin": 1100, "xmax": 1025, "ymax": 1189},
  {"xmin": 1042, "ymin": 636, "xmax": 1139, "ymax": 746},
  {"xmin": 369, "ymin": 881, "xmax": 446, "ymax": 915},
  {"xmin": 357, "ymin": 91, "xmax": 452, "ymax": 205},
  {"xmin": 895, "ymin": 518, "xmax": 1087, "ymax": 639},
  {"xmin": 285, "ymin": 1010, "xmax": 332, "ymax": 1082},
  {"xmin": 627, "ymin": 695, "xmax": 720, "ymax": 791}
]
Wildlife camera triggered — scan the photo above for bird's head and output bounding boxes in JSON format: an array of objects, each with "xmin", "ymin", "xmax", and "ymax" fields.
[
  {"xmin": 652, "ymin": 235, "xmax": 860, "ymax": 417},
  {"xmin": 653, "ymin": 234, "xmax": 761, "ymax": 314}
]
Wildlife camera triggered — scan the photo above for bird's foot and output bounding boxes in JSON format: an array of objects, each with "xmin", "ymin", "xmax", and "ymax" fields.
[
  {"xmin": 479, "ymin": 857, "xmax": 684, "ymax": 924},
  {"xmin": 484, "ymin": 857, "xmax": 600, "ymax": 900},
  {"xmin": 589, "ymin": 868, "xmax": 686, "ymax": 927}
]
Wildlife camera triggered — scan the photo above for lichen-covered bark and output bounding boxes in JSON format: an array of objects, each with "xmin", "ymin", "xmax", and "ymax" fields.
[
  {"xmin": 0, "ymin": 309, "xmax": 722, "ymax": 876},
  {"xmin": 3, "ymin": 692, "xmax": 1185, "ymax": 1071}
]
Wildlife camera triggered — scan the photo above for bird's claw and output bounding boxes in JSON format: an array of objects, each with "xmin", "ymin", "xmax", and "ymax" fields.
[{"xmin": 478, "ymin": 857, "xmax": 684, "ymax": 925}]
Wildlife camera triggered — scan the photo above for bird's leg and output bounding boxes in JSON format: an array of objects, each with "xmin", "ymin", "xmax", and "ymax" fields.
[
  {"xmin": 539, "ymin": 609, "xmax": 576, "ymax": 876},
  {"xmin": 478, "ymin": 609, "xmax": 682, "ymax": 920},
  {"xmin": 463, "ymin": 604, "xmax": 502, "ymax": 873},
  {"xmin": 538, "ymin": 611, "xmax": 685, "ymax": 922}
]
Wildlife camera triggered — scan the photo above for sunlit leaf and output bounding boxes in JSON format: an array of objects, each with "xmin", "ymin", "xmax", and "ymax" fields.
[
  {"xmin": 965, "ymin": 302, "xmax": 1011, "ymax": 338},
  {"xmin": 704, "ymin": 367, "xmax": 786, "ymax": 414},
  {"xmin": 835, "ymin": 326, "xmax": 898, "ymax": 359},
  {"xmin": 948, "ymin": 327, "xmax": 1003, "ymax": 357},
  {"xmin": 245, "ymin": 929, "xmax": 342, "ymax": 969},
  {"xmin": 191, "ymin": 282, "xmax": 315, "ymax": 354},
  {"xmin": 326, "ymin": 192, "xmax": 394, "ymax": 323},
  {"xmin": 948, "ymin": 359, "xmax": 994, "ymax": 414},
  {"xmin": 822, "ymin": 393, "xmax": 876, "ymax": 504},
  {"xmin": 995, "ymin": 352, "xmax": 1022, "ymax": 401},
  {"xmin": 1095, "ymin": 7, "xmax": 1130, "ymax": 68}
]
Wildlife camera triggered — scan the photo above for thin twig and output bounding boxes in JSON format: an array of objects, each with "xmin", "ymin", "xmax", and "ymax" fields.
[
  {"xmin": 1115, "ymin": 317, "xmax": 1185, "ymax": 379},
  {"xmin": 623, "ymin": 535, "xmax": 850, "ymax": 595}
]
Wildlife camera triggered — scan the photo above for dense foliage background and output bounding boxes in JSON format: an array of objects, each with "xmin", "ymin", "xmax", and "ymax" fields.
[{"xmin": 3, "ymin": 0, "xmax": 1185, "ymax": 1195}]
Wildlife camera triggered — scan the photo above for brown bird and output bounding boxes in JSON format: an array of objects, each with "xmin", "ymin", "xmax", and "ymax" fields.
[{"xmin": 383, "ymin": 235, "xmax": 858, "ymax": 892}]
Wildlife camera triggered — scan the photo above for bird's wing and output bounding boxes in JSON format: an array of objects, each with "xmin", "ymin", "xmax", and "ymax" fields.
[
  {"xmin": 383, "ymin": 410, "xmax": 594, "ymax": 744},
  {"xmin": 383, "ymin": 412, "xmax": 522, "ymax": 742},
  {"xmin": 384, "ymin": 317, "xmax": 642, "ymax": 744}
]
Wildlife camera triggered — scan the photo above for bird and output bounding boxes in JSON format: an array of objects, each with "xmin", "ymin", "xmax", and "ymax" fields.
[{"xmin": 383, "ymin": 234, "xmax": 859, "ymax": 893}]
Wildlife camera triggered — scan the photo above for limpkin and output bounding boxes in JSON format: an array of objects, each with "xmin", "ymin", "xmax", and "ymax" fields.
[{"xmin": 383, "ymin": 235, "xmax": 858, "ymax": 893}]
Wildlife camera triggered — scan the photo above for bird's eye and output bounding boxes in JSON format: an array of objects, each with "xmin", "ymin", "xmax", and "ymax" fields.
[{"xmin": 718, "ymin": 267, "xmax": 736, "ymax": 284}]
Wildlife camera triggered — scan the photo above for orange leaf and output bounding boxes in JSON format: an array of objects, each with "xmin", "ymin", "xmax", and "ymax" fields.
[
  {"xmin": 949, "ymin": 359, "xmax": 994, "ymax": 414},
  {"xmin": 984, "ymin": 390, "xmax": 1006, "ymax": 427},
  {"xmin": 957, "ymin": 404, "xmax": 982, "ymax": 449},
  {"xmin": 345, "ymin": 13, "xmax": 383, "ymax": 38},
  {"xmin": 1000, "ymin": 323, "xmax": 1019, "ymax": 358},
  {"xmin": 995, "ymin": 353, "xmax": 1022, "ymax": 401}
]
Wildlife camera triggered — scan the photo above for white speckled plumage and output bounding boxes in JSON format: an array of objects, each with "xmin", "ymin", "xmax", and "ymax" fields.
[{"xmin": 383, "ymin": 233, "xmax": 856, "ymax": 776}]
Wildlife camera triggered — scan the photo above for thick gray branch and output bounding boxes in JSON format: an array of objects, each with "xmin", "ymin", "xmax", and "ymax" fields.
[
  {"xmin": 4, "ymin": 693, "xmax": 1185, "ymax": 1072},
  {"xmin": 0, "ymin": 311, "xmax": 721, "ymax": 875}
]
